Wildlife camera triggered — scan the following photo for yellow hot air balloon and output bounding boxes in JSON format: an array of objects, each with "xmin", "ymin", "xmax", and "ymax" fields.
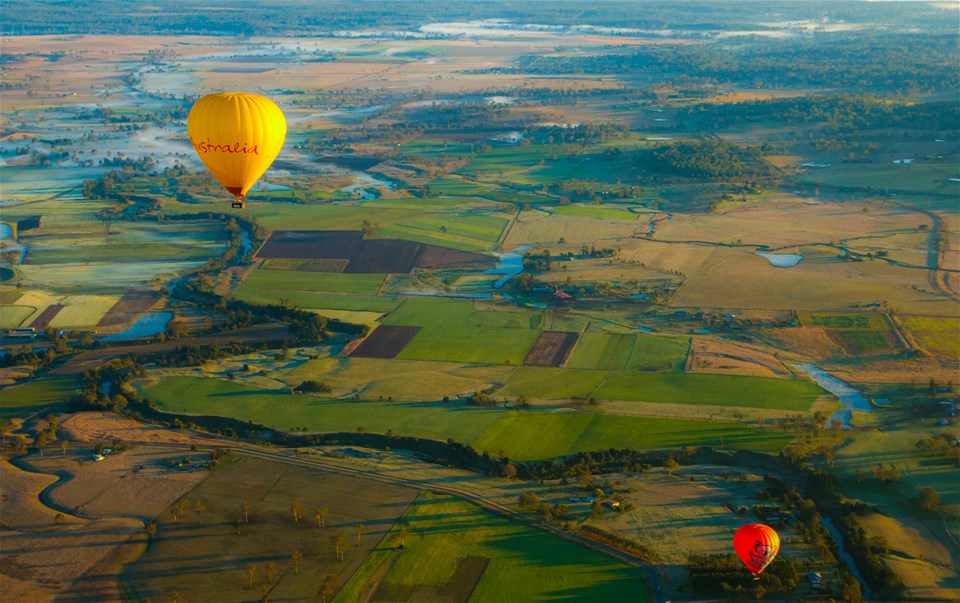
[{"xmin": 187, "ymin": 92, "xmax": 286, "ymax": 209}]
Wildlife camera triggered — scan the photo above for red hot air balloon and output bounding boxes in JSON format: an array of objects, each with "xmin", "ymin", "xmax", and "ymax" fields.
[{"xmin": 734, "ymin": 523, "xmax": 780, "ymax": 577}]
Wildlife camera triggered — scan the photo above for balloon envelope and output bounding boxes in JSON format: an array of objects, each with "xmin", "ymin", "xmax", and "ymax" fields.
[
  {"xmin": 187, "ymin": 92, "xmax": 286, "ymax": 201},
  {"xmin": 733, "ymin": 523, "xmax": 780, "ymax": 575}
]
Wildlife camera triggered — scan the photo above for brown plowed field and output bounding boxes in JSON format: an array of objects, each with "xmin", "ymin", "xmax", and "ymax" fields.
[
  {"xmin": 96, "ymin": 290, "xmax": 162, "ymax": 328},
  {"xmin": 29, "ymin": 304, "xmax": 64, "ymax": 329},
  {"xmin": 349, "ymin": 325, "xmax": 421, "ymax": 358},
  {"xmin": 257, "ymin": 230, "xmax": 494, "ymax": 274},
  {"xmin": 523, "ymin": 331, "xmax": 580, "ymax": 367}
]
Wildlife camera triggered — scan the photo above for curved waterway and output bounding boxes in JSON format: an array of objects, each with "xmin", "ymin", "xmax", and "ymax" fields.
[
  {"xmin": 756, "ymin": 252, "xmax": 803, "ymax": 267},
  {"xmin": 793, "ymin": 362, "xmax": 871, "ymax": 428},
  {"xmin": 486, "ymin": 245, "xmax": 530, "ymax": 288},
  {"xmin": 99, "ymin": 312, "xmax": 172, "ymax": 343}
]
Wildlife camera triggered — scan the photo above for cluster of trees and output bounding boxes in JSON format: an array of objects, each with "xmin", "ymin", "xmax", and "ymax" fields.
[
  {"xmin": 152, "ymin": 343, "xmax": 270, "ymax": 367},
  {"xmin": 523, "ymin": 123, "xmax": 626, "ymax": 146},
  {"xmin": 688, "ymin": 553, "xmax": 799, "ymax": 596},
  {"xmin": 837, "ymin": 513, "xmax": 904, "ymax": 598},
  {"xmin": 8, "ymin": 0, "xmax": 954, "ymax": 37},
  {"xmin": 681, "ymin": 95, "xmax": 959, "ymax": 134},
  {"xmin": 915, "ymin": 433, "xmax": 960, "ymax": 463},
  {"xmin": 69, "ymin": 355, "xmax": 144, "ymax": 412},
  {"xmin": 637, "ymin": 140, "xmax": 774, "ymax": 180},
  {"xmin": 296, "ymin": 380, "xmax": 331, "ymax": 393},
  {"xmin": 503, "ymin": 32, "xmax": 958, "ymax": 94},
  {"xmin": 577, "ymin": 524, "xmax": 658, "ymax": 563}
]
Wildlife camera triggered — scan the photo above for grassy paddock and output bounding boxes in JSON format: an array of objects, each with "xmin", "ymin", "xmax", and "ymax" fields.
[
  {"xmin": 473, "ymin": 411, "xmax": 792, "ymax": 459},
  {"xmin": 335, "ymin": 492, "xmax": 651, "ymax": 603},
  {"xmin": 240, "ymin": 268, "xmax": 386, "ymax": 294},
  {"xmin": 123, "ymin": 455, "xmax": 419, "ymax": 603},
  {"xmin": 0, "ymin": 376, "xmax": 78, "ymax": 418},
  {"xmin": 902, "ymin": 315, "xmax": 960, "ymax": 358},
  {"xmin": 397, "ymin": 326, "xmax": 540, "ymax": 365},
  {"xmin": 595, "ymin": 372, "xmax": 824, "ymax": 410}
]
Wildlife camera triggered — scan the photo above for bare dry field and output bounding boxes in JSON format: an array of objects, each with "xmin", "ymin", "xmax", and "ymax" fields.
[
  {"xmin": 0, "ymin": 458, "xmax": 143, "ymax": 603},
  {"xmin": 685, "ymin": 336, "xmax": 793, "ymax": 378},
  {"xmin": 23, "ymin": 443, "xmax": 211, "ymax": 522},
  {"xmin": 816, "ymin": 355, "xmax": 960, "ymax": 384},
  {"xmin": 506, "ymin": 210, "xmax": 640, "ymax": 246}
]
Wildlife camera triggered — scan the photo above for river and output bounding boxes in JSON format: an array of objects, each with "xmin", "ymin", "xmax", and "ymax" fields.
[
  {"xmin": 98, "ymin": 312, "xmax": 172, "ymax": 343},
  {"xmin": 486, "ymin": 245, "xmax": 530, "ymax": 288},
  {"xmin": 793, "ymin": 362, "xmax": 872, "ymax": 428}
]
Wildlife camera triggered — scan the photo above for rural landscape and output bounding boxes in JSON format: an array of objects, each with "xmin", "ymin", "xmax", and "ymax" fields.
[{"xmin": 1, "ymin": 1, "xmax": 958, "ymax": 601}]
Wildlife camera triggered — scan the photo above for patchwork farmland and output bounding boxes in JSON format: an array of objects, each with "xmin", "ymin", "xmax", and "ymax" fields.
[{"xmin": 2, "ymin": 3, "xmax": 958, "ymax": 602}]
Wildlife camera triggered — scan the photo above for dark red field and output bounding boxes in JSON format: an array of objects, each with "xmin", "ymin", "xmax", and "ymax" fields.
[
  {"xmin": 29, "ymin": 304, "xmax": 64, "ymax": 329},
  {"xmin": 257, "ymin": 230, "xmax": 494, "ymax": 273},
  {"xmin": 523, "ymin": 331, "xmax": 580, "ymax": 367},
  {"xmin": 349, "ymin": 325, "xmax": 421, "ymax": 358},
  {"xmin": 97, "ymin": 291, "xmax": 162, "ymax": 328}
]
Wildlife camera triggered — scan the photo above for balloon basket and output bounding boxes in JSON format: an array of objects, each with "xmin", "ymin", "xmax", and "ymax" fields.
[{"xmin": 231, "ymin": 201, "xmax": 246, "ymax": 209}]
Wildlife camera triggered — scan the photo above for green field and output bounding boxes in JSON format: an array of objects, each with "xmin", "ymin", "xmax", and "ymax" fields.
[
  {"xmin": 548, "ymin": 205, "xmax": 644, "ymax": 220},
  {"xmin": 457, "ymin": 144, "xmax": 557, "ymax": 177},
  {"xmin": 335, "ymin": 492, "xmax": 652, "ymax": 603},
  {"xmin": 903, "ymin": 315, "xmax": 960, "ymax": 358},
  {"xmin": 594, "ymin": 372, "xmax": 825, "ymax": 410},
  {"xmin": 474, "ymin": 412, "xmax": 793, "ymax": 459},
  {"xmin": 397, "ymin": 326, "xmax": 541, "ymax": 365},
  {"xmin": 399, "ymin": 136, "xmax": 477, "ymax": 158},
  {"xmin": 0, "ymin": 305, "xmax": 35, "ymax": 328},
  {"xmin": 239, "ymin": 268, "xmax": 386, "ymax": 294},
  {"xmin": 382, "ymin": 298, "xmax": 478, "ymax": 327},
  {"xmin": 503, "ymin": 363, "xmax": 819, "ymax": 409},
  {"xmin": 803, "ymin": 313, "xmax": 887, "ymax": 329},
  {"xmin": 0, "ymin": 376, "xmax": 79, "ymax": 418},
  {"xmin": 379, "ymin": 213, "xmax": 508, "ymax": 252},
  {"xmin": 141, "ymin": 376, "xmax": 507, "ymax": 442},
  {"xmin": 501, "ymin": 367, "xmax": 609, "ymax": 399},
  {"xmin": 142, "ymin": 376, "xmax": 795, "ymax": 457}
]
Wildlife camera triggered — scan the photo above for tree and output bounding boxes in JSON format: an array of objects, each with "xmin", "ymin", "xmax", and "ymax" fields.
[
  {"xmin": 360, "ymin": 219, "xmax": 378, "ymax": 238},
  {"xmin": 354, "ymin": 523, "xmax": 367, "ymax": 545},
  {"xmin": 319, "ymin": 574, "xmax": 337, "ymax": 603},
  {"xmin": 34, "ymin": 430, "xmax": 49, "ymax": 457},
  {"xmin": 146, "ymin": 522, "xmax": 158, "ymax": 540},
  {"xmin": 241, "ymin": 501, "xmax": 251, "ymax": 524},
  {"xmin": 330, "ymin": 531, "xmax": 347, "ymax": 561},
  {"xmin": 247, "ymin": 563, "xmax": 257, "ymax": 590},
  {"xmin": 391, "ymin": 526, "xmax": 409, "ymax": 550},
  {"xmin": 919, "ymin": 487, "xmax": 940, "ymax": 511},
  {"xmin": 665, "ymin": 458, "xmax": 680, "ymax": 477},
  {"xmin": 315, "ymin": 506, "xmax": 328, "ymax": 528},
  {"xmin": 265, "ymin": 561, "xmax": 276, "ymax": 584},
  {"xmin": 292, "ymin": 549, "xmax": 303, "ymax": 574},
  {"xmin": 194, "ymin": 499, "xmax": 205, "ymax": 520},
  {"xmin": 291, "ymin": 498, "xmax": 306, "ymax": 523},
  {"xmin": 60, "ymin": 439, "xmax": 68, "ymax": 456}
]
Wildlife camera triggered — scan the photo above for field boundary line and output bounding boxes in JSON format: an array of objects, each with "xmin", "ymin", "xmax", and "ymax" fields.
[
  {"xmin": 233, "ymin": 446, "xmax": 664, "ymax": 601},
  {"xmin": 494, "ymin": 208, "xmax": 522, "ymax": 250}
]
